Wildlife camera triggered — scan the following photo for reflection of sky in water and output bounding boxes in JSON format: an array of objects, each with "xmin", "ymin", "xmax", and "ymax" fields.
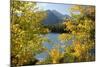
[
  {"xmin": 47, "ymin": 33, "xmax": 60, "ymax": 43},
  {"xmin": 43, "ymin": 42, "xmax": 53, "ymax": 50},
  {"xmin": 35, "ymin": 33, "xmax": 73, "ymax": 61},
  {"xmin": 35, "ymin": 52, "xmax": 48, "ymax": 61}
]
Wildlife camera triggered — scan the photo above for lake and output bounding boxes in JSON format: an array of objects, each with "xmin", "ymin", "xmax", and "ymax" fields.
[{"xmin": 35, "ymin": 33, "xmax": 73, "ymax": 61}]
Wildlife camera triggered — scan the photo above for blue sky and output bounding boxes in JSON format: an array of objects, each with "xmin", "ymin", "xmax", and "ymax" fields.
[{"xmin": 37, "ymin": 2, "xmax": 73, "ymax": 15}]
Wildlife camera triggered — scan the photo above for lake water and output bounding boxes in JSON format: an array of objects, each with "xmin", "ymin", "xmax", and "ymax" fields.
[
  {"xmin": 35, "ymin": 33, "xmax": 73, "ymax": 61},
  {"xmin": 35, "ymin": 33, "xmax": 95, "ymax": 62}
]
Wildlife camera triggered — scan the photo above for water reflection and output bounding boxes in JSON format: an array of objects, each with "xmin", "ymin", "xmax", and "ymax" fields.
[{"xmin": 35, "ymin": 33, "xmax": 73, "ymax": 61}]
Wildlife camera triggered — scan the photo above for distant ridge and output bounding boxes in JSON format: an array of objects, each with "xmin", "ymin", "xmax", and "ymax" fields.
[{"xmin": 42, "ymin": 10, "xmax": 70, "ymax": 25}]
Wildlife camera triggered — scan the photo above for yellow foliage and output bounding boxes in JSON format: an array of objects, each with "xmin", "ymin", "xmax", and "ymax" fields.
[
  {"xmin": 58, "ymin": 33, "xmax": 68, "ymax": 41},
  {"xmin": 73, "ymin": 42, "xmax": 83, "ymax": 57},
  {"xmin": 49, "ymin": 48, "xmax": 63, "ymax": 64},
  {"xmin": 11, "ymin": 1, "xmax": 48, "ymax": 66}
]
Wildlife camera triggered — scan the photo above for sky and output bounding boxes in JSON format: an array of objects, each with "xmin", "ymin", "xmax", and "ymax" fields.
[{"xmin": 37, "ymin": 2, "xmax": 73, "ymax": 15}]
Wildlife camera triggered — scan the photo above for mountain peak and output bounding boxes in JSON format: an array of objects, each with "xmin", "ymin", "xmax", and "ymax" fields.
[{"xmin": 43, "ymin": 10, "xmax": 70, "ymax": 25}]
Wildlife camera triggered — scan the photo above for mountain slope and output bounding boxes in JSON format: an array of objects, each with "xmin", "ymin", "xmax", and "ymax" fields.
[{"xmin": 43, "ymin": 10, "xmax": 70, "ymax": 25}]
